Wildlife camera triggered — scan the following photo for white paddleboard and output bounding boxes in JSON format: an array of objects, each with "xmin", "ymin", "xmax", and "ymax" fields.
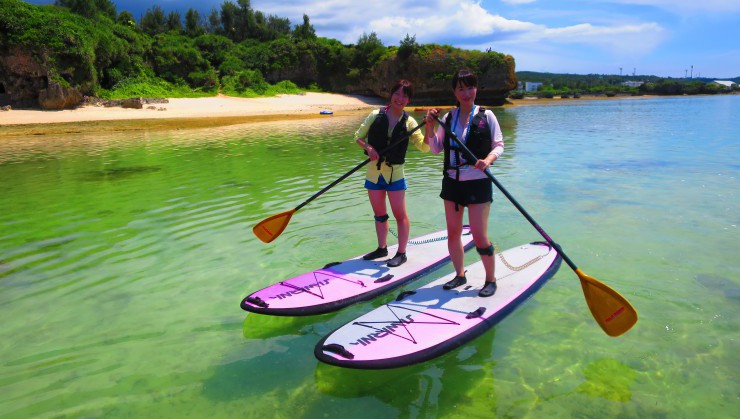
[
  {"xmin": 241, "ymin": 227, "xmax": 474, "ymax": 316},
  {"xmin": 315, "ymin": 242, "xmax": 562, "ymax": 368}
]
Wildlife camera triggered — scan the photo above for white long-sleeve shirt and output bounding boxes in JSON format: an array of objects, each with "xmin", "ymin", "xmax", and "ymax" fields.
[{"xmin": 427, "ymin": 106, "xmax": 504, "ymax": 181}]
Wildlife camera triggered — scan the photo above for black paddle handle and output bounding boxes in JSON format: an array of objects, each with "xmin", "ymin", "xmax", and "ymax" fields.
[
  {"xmin": 432, "ymin": 115, "xmax": 578, "ymax": 272},
  {"xmin": 294, "ymin": 120, "xmax": 427, "ymax": 212}
]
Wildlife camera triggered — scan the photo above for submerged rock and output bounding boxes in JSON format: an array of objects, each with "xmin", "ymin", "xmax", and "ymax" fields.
[{"xmin": 695, "ymin": 274, "xmax": 740, "ymax": 300}]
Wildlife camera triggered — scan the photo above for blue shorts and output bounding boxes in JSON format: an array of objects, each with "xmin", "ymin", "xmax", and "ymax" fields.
[{"xmin": 365, "ymin": 175, "xmax": 407, "ymax": 191}]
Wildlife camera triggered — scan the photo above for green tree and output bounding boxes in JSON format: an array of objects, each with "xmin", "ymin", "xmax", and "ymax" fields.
[
  {"xmin": 184, "ymin": 8, "xmax": 204, "ymax": 37},
  {"xmin": 116, "ymin": 10, "xmax": 134, "ymax": 27},
  {"xmin": 54, "ymin": 0, "xmax": 116, "ymax": 20},
  {"xmin": 353, "ymin": 32, "xmax": 385, "ymax": 72},
  {"xmin": 206, "ymin": 8, "xmax": 220, "ymax": 33},
  {"xmin": 166, "ymin": 11, "xmax": 181, "ymax": 33},
  {"xmin": 220, "ymin": 1, "xmax": 239, "ymax": 40},
  {"xmin": 237, "ymin": 40, "xmax": 273, "ymax": 74},
  {"xmin": 398, "ymin": 34, "xmax": 419, "ymax": 60},
  {"xmin": 236, "ymin": 0, "xmax": 256, "ymax": 41},
  {"xmin": 194, "ymin": 34, "xmax": 235, "ymax": 69},
  {"xmin": 313, "ymin": 37, "xmax": 353, "ymax": 90},
  {"xmin": 140, "ymin": 5, "xmax": 166, "ymax": 36},
  {"xmin": 221, "ymin": 69, "xmax": 268, "ymax": 95},
  {"xmin": 293, "ymin": 14, "xmax": 316, "ymax": 40},
  {"xmin": 265, "ymin": 14, "xmax": 291, "ymax": 38},
  {"xmin": 149, "ymin": 33, "xmax": 216, "ymax": 89},
  {"xmin": 266, "ymin": 37, "xmax": 298, "ymax": 77}
]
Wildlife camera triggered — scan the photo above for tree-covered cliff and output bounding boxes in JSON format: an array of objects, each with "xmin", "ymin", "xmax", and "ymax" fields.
[{"xmin": 0, "ymin": 0, "xmax": 517, "ymax": 109}]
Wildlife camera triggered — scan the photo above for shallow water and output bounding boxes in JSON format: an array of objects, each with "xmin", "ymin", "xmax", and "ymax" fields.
[{"xmin": 1, "ymin": 96, "xmax": 737, "ymax": 418}]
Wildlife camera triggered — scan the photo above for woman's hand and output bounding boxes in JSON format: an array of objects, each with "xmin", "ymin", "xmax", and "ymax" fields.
[
  {"xmin": 366, "ymin": 145, "xmax": 380, "ymax": 161},
  {"xmin": 357, "ymin": 138, "xmax": 380, "ymax": 160},
  {"xmin": 424, "ymin": 108, "xmax": 439, "ymax": 142},
  {"xmin": 474, "ymin": 156, "xmax": 495, "ymax": 171},
  {"xmin": 424, "ymin": 108, "xmax": 438, "ymax": 126}
]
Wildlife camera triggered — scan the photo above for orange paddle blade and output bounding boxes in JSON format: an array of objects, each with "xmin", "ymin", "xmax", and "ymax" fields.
[
  {"xmin": 253, "ymin": 209, "xmax": 295, "ymax": 243},
  {"xmin": 577, "ymin": 269, "xmax": 638, "ymax": 337}
]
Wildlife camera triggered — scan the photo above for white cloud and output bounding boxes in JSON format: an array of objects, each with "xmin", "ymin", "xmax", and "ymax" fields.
[
  {"xmin": 254, "ymin": 1, "xmax": 666, "ymax": 53},
  {"xmin": 596, "ymin": 0, "xmax": 740, "ymax": 14},
  {"xmin": 501, "ymin": 0, "xmax": 537, "ymax": 4},
  {"xmin": 542, "ymin": 22, "xmax": 666, "ymax": 55},
  {"xmin": 250, "ymin": 1, "xmax": 672, "ymax": 72},
  {"xmin": 360, "ymin": 2, "xmax": 536, "ymax": 43},
  {"xmin": 462, "ymin": 21, "xmax": 666, "ymax": 58}
]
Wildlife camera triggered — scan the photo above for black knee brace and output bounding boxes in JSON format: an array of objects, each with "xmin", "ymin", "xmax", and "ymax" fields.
[
  {"xmin": 476, "ymin": 243, "xmax": 494, "ymax": 256},
  {"xmin": 374, "ymin": 214, "xmax": 389, "ymax": 223}
]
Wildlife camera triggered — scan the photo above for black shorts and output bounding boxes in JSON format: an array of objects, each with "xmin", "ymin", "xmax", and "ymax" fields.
[{"xmin": 440, "ymin": 176, "xmax": 492, "ymax": 207}]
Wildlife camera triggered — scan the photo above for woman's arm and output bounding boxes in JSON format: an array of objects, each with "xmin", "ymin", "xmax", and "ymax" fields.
[
  {"xmin": 472, "ymin": 110, "xmax": 504, "ymax": 171},
  {"xmin": 424, "ymin": 111, "xmax": 447, "ymax": 154},
  {"xmin": 407, "ymin": 116, "xmax": 431, "ymax": 152},
  {"xmin": 355, "ymin": 110, "xmax": 380, "ymax": 160},
  {"xmin": 484, "ymin": 110, "xmax": 504, "ymax": 165}
]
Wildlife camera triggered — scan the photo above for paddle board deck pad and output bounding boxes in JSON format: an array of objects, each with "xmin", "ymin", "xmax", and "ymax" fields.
[
  {"xmin": 315, "ymin": 242, "xmax": 561, "ymax": 369},
  {"xmin": 241, "ymin": 227, "xmax": 473, "ymax": 316}
]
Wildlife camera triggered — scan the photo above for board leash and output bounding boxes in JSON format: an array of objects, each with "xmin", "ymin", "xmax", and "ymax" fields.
[{"xmin": 388, "ymin": 227, "xmax": 471, "ymax": 246}]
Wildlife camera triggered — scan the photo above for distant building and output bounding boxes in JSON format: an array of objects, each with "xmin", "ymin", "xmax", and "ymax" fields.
[
  {"xmin": 525, "ymin": 82, "xmax": 543, "ymax": 92},
  {"xmin": 621, "ymin": 81, "xmax": 643, "ymax": 87},
  {"xmin": 713, "ymin": 80, "xmax": 735, "ymax": 88}
]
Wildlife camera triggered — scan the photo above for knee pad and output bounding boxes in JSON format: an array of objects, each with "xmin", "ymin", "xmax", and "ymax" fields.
[
  {"xmin": 374, "ymin": 214, "xmax": 389, "ymax": 223},
  {"xmin": 476, "ymin": 243, "xmax": 494, "ymax": 256}
]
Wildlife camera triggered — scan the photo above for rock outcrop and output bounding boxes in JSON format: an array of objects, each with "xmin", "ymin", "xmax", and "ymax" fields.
[
  {"xmin": 120, "ymin": 97, "xmax": 143, "ymax": 109},
  {"xmin": 0, "ymin": 48, "xmax": 47, "ymax": 108},
  {"xmin": 0, "ymin": 48, "xmax": 83, "ymax": 109},
  {"xmin": 364, "ymin": 52, "xmax": 517, "ymax": 105},
  {"xmin": 38, "ymin": 82, "xmax": 83, "ymax": 110},
  {"xmin": 263, "ymin": 49, "xmax": 518, "ymax": 105}
]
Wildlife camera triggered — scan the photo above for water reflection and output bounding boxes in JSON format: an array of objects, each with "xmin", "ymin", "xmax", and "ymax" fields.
[{"xmin": 315, "ymin": 327, "xmax": 498, "ymax": 417}]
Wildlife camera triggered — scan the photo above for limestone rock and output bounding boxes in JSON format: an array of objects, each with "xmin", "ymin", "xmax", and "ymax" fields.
[
  {"xmin": 120, "ymin": 97, "xmax": 143, "ymax": 109},
  {"xmin": 38, "ymin": 82, "xmax": 83, "ymax": 110},
  {"xmin": 365, "ymin": 53, "xmax": 517, "ymax": 105},
  {"xmin": 0, "ymin": 48, "xmax": 48, "ymax": 107}
]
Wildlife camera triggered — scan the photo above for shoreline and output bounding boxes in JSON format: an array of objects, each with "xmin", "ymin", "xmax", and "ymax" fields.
[
  {"xmin": 0, "ymin": 92, "xmax": 658, "ymax": 137},
  {"xmin": 0, "ymin": 92, "xmax": 385, "ymax": 137}
]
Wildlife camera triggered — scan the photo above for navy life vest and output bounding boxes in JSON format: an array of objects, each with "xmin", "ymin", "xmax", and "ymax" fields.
[
  {"xmin": 367, "ymin": 107, "xmax": 410, "ymax": 165},
  {"xmin": 443, "ymin": 107, "xmax": 492, "ymax": 177}
]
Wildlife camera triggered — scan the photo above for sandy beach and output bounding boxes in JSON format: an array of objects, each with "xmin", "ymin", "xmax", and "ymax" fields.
[
  {"xmin": 0, "ymin": 92, "xmax": 652, "ymax": 137},
  {"xmin": 0, "ymin": 92, "xmax": 387, "ymax": 136}
]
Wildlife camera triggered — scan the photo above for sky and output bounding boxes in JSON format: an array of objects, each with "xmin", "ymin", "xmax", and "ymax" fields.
[{"xmin": 26, "ymin": 0, "xmax": 740, "ymax": 78}]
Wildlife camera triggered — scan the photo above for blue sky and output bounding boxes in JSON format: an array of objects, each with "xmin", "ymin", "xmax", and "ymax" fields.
[{"xmin": 26, "ymin": 0, "xmax": 740, "ymax": 78}]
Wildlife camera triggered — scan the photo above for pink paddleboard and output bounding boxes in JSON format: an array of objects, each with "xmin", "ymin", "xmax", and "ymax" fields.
[
  {"xmin": 315, "ymin": 242, "xmax": 562, "ymax": 368},
  {"xmin": 241, "ymin": 227, "xmax": 473, "ymax": 316}
]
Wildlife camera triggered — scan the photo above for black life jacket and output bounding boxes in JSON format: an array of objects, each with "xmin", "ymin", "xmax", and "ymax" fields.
[
  {"xmin": 367, "ymin": 107, "xmax": 410, "ymax": 165},
  {"xmin": 443, "ymin": 107, "xmax": 492, "ymax": 177}
]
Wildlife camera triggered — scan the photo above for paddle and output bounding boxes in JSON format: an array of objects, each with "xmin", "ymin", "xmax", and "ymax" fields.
[
  {"xmin": 253, "ymin": 120, "xmax": 427, "ymax": 243},
  {"xmin": 432, "ymin": 114, "xmax": 637, "ymax": 337}
]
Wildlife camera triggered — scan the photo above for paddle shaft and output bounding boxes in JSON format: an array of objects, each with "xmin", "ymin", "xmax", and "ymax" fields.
[
  {"xmin": 432, "ymin": 115, "xmax": 579, "ymax": 271},
  {"xmin": 293, "ymin": 120, "xmax": 426, "ymax": 212}
]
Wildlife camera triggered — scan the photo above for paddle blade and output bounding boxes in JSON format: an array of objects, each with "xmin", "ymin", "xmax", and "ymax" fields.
[
  {"xmin": 576, "ymin": 269, "xmax": 638, "ymax": 337},
  {"xmin": 253, "ymin": 209, "xmax": 295, "ymax": 243}
]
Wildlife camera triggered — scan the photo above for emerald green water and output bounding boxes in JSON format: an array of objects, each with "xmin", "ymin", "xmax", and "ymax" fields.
[{"xmin": 1, "ymin": 96, "xmax": 737, "ymax": 418}]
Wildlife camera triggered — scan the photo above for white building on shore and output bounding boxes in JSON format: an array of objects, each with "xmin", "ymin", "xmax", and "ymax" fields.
[
  {"xmin": 524, "ymin": 82, "xmax": 543, "ymax": 92},
  {"xmin": 713, "ymin": 80, "xmax": 735, "ymax": 88}
]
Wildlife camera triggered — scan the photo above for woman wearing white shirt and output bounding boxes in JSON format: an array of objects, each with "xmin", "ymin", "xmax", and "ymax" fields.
[{"xmin": 424, "ymin": 69, "xmax": 504, "ymax": 297}]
